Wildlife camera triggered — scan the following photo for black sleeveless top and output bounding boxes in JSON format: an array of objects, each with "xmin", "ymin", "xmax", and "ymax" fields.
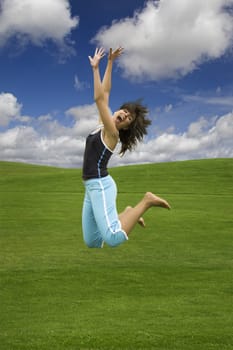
[{"xmin": 82, "ymin": 128, "xmax": 113, "ymax": 180}]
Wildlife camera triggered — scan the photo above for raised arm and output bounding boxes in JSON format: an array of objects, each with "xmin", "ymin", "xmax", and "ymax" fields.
[
  {"xmin": 88, "ymin": 48, "xmax": 118, "ymax": 135},
  {"xmin": 102, "ymin": 47, "xmax": 124, "ymax": 105},
  {"xmin": 88, "ymin": 48, "xmax": 105, "ymax": 102}
]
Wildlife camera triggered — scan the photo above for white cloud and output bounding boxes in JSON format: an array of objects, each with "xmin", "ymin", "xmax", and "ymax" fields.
[
  {"xmin": 0, "ymin": 92, "xmax": 22, "ymax": 126},
  {"xmin": 0, "ymin": 100, "xmax": 233, "ymax": 168},
  {"xmin": 0, "ymin": 0, "xmax": 79, "ymax": 56},
  {"xmin": 112, "ymin": 112, "xmax": 233, "ymax": 166},
  {"xmin": 186, "ymin": 116, "xmax": 217, "ymax": 138},
  {"xmin": 93, "ymin": 0, "xmax": 233, "ymax": 80},
  {"xmin": 0, "ymin": 103, "xmax": 102, "ymax": 167},
  {"xmin": 0, "ymin": 124, "xmax": 85, "ymax": 167},
  {"xmin": 66, "ymin": 104, "xmax": 101, "ymax": 137}
]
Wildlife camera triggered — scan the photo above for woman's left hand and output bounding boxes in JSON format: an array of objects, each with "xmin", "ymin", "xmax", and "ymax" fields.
[{"xmin": 108, "ymin": 47, "xmax": 124, "ymax": 61}]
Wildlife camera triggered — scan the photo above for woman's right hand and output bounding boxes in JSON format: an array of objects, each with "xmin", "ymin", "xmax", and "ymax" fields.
[{"xmin": 88, "ymin": 47, "xmax": 105, "ymax": 68}]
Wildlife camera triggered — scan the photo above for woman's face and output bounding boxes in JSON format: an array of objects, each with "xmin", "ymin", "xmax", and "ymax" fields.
[{"xmin": 113, "ymin": 109, "xmax": 135, "ymax": 130}]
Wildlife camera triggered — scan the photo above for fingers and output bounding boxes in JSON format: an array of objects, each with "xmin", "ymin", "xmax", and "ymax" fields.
[
  {"xmin": 110, "ymin": 46, "xmax": 124, "ymax": 58},
  {"xmin": 95, "ymin": 47, "xmax": 105, "ymax": 57},
  {"xmin": 95, "ymin": 46, "xmax": 124, "ymax": 57},
  {"xmin": 89, "ymin": 48, "xmax": 105, "ymax": 66},
  {"xmin": 90, "ymin": 46, "xmax": 123, "ymax": 63},
  {"xmin": 115, "ymin": 46, "xmax": 124, "ymax": 53}
]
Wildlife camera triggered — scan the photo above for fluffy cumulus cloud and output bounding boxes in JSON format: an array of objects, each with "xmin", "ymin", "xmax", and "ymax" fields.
[
  {"xmin": 93, "ymin": 0, "xmax": 233, "ymax": 80},
  {"xmin": 0, "ymin": 0, "xmax": 78, "ymax": 55},
  {"xmin": 0, "ymin": 94, "xmax": 233, "ymax": 167},
  {"xmin": 0, "ymin": 92, "xmax": 22, "ymax": 126},
  {"xmin": 115, "ymin": 112, "xmax": 233, "ymax": 166},
  {"xmin": 0, "ymin": 99, "xmax": 100, "ymax": 167},
  {"xmin": 66, "ymin": 104, "xmax": 99, "ymax": 137}
]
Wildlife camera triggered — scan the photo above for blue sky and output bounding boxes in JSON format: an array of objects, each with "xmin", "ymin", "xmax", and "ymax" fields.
[{"xmin": 0, "ymin": 0, "xmax": 233, "ymax": 167}]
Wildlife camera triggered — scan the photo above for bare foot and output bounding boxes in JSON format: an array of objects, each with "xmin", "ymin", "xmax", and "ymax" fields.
[
  {"xmin": 138, "ymin": 217, "xmax": 146, "ymax": 227},
  {"xmin": 145, "ymin": 192, "xmax": 171, "ymax": 209}
]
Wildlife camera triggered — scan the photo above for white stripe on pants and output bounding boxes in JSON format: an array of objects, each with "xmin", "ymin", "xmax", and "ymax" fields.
[{"xmin": 82, "ymin": 175, "xmax": 128, "ymax": 248}]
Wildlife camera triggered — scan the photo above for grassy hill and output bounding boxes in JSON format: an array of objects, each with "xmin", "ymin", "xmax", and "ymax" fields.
[{"xmin": 0, "ymin": 159, "xmax": 232, "ymax": 350}]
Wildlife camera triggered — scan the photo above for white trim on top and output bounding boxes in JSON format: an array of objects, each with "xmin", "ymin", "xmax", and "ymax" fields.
[{"xmin": 90, "ymin": 124, "xmax": 103, "ymax": 135}]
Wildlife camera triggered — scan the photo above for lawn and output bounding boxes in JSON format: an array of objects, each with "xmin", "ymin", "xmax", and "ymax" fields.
[{"xmin": 0, "ymin": 159, "xmax": 232, "ymax": 350}]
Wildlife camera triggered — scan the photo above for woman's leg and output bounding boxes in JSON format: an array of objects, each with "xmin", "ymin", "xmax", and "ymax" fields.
[
  {"xmin": 118, "ymin": 206, "xmax": 146, "ymax": 228},
  {"xmin": 88, "ymin": 176, "xmax": 128, "ymax": 247},
  {"xmin": 82, "ymin": 190, "xmax": 104, "ymax": 248},
  {"xmin": 119, "ymin": 192, "xmax": 170, "ymax": 236}
]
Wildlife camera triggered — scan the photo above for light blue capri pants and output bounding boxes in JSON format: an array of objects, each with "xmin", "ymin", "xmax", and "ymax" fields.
[{"xmin": 82, "ymin": 175, "xmax": 128, "ymax": 248}]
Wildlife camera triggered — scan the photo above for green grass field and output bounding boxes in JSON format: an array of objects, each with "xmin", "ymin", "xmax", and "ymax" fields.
[{"xmin": 0, "ymin": 159, "xmax": 232, "ymax": 350}]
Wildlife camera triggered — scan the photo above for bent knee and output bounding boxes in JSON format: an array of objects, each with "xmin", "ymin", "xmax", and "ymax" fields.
[
  {"xmin": 103, "ymin": 231, "xmax": 128, "ymax": 248},
  {"xmin": 83, "ymin": 237, "xmax": 103, "ymax": 249},
  {"xmin": 104, "ymin": 239, "xmax": 120, "ymax": 248}
]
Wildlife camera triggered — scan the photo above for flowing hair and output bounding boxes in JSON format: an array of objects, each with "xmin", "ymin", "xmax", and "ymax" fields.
[{"xmin": 118, "ymin": 100, "xmax": 151, "ymax": 156}]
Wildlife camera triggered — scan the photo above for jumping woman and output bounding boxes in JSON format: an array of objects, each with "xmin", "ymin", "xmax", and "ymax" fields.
[{"xmin": 82, "ymin": 47, "xmax": 171, "ymax": 248}]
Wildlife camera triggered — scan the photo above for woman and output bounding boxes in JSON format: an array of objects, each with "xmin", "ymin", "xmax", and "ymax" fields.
[{"xmin": 82, "ymin": 47, "xmax": 170, "ymax": 248}]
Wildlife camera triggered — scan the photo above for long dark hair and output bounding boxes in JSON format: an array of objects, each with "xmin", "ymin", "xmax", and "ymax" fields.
[{"xmin": 118, "ymin": 100, "xmax": 151, "ymax": 156}]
